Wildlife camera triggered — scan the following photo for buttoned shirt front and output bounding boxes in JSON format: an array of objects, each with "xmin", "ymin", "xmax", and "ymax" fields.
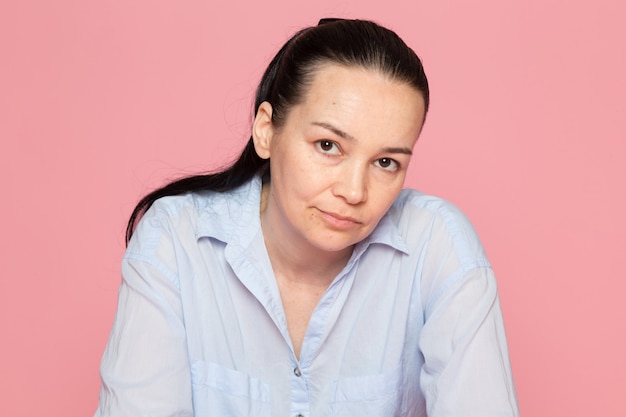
[{"xmin": 95, "ymin": 175, "xmax": 519, "ymax": 417}]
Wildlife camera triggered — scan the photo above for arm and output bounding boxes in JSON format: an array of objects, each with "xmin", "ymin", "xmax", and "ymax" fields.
[
  {"xmin": 95, "ymin": 219, "xmax": 193, "ymax": 417},
  {"xmin": 419, "ymin": 266, "xmax": 519, "ymax": 416}
]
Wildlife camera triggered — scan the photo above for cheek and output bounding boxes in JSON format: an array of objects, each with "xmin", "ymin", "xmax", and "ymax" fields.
[
  {"xmin": 284, "ymin": 154, "xmax": 329, "ymax": 192},
  {"xmin": 369, "ymin": 181, "xmax": 404, "ymax": 214},
  {"xmin": 272, "ymin": 159, "xmax": 324, "ymax": 209}
]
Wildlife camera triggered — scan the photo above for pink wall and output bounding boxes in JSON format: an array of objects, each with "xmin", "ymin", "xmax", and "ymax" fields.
[{"xmin": 1, "ymin": 1, "xmax": 624, "ymax": 415}]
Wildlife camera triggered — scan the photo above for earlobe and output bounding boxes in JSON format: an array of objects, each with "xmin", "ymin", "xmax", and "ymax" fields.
[{"xmin": 252, "ymin": 101, "xmax": 274, "ymax": 160}]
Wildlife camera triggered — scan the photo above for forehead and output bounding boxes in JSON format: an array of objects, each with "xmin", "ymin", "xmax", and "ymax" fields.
[{"xmin": 292, "ymin": 63, "xmax": 426, "ymax": 141}]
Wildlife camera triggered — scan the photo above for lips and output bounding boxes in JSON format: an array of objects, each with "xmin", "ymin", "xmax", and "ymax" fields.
[{"xmin": 317, "ymin": 209, "xmax": 361, "ymax": 230}]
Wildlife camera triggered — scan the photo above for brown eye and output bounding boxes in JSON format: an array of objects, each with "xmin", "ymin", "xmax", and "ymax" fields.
[
  {"xmin": 316, "ymin": 140, "xmax": 340, "ymax": 155},
  {"xmin": 320, "ymin": 140, "xmax": 334, "ymax": 151},
  {"xmin": 375, "ymin": 158, "xmax": 399, "ymax": 171}
]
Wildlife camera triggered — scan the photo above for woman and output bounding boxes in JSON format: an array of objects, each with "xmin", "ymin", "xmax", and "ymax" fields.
[{"xmin": 95, "ymin": 18, "xmax": 519, "ymax": 417}]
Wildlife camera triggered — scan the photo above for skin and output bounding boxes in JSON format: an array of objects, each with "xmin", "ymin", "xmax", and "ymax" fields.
[{"xmin": 252, "ymin": 63, "xmax": 426, "ymax": 357}]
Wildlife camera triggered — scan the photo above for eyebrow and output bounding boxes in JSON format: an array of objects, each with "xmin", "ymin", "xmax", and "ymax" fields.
[{"xmin": 312, "ymin": 121, "xmax": 413, "ymax": 155}]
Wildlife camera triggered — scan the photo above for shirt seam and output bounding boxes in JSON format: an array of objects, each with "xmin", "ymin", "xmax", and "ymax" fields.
[{"xmin": 124, "ymin": 252, "xmax": 182, "ymax": 290}]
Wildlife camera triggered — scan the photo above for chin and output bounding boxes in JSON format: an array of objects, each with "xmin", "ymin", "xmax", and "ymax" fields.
[{"xmin": 308, "ymin": 232, "xmax": 363, "ymax": 254}]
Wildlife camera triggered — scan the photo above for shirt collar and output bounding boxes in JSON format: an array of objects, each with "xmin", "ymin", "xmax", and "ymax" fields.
[
  {"xmin": 352, "ymin": 204, "xmax": 410, "ymax": 259},
  {"xmin": 194, "ymin": 175, "xmax": 263, "ymax": 251}
]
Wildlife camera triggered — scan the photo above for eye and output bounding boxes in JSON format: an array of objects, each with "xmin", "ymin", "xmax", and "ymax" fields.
[
  {"xmin": 316, "ymin": 140, "xmax": 341, "ymax": 155},
  {"xmin": 375, "ymin": 157, "xmax": 399, "ymax": 171}
]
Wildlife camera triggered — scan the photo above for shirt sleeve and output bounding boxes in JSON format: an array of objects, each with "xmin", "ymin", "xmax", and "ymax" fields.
[
  {"xmin": 94, "ymin": 226, "xmax": 193, "ymax": 416},
  {"xmin": 419, "ymin": 266, "xmax": 520, "ymax": 417}
]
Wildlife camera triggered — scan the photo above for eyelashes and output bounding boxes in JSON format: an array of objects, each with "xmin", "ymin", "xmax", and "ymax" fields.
[
  {"xmin": 314, "ymin": 140, "xmax": 400, "ymax": 172},
  {"xmin": 375, "ymin": 158, "xmax": 399, "ymax": 171},
  {"xmin": 317, "ymin": 140, "xmax": 340, "ymax": 155}
]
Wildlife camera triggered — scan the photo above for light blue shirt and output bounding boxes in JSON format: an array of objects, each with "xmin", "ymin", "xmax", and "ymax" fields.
[{"xmin": 95, "ymin": 175, "xmax": 519, "ymax": 417}]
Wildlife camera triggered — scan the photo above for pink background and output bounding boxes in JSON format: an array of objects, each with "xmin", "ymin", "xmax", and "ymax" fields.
[{"xmin": 1, "ymin": 0, "xmax": 625, "ymax": 415}]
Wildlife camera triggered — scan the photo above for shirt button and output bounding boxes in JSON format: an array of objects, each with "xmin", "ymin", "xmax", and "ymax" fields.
[
  {"xmin": 295, "ymin": 415, "xmax": 304, "ymax": 417},
  {"xmin": 293, "ymin": 367, "xmax": 302, "ymax": 377}
]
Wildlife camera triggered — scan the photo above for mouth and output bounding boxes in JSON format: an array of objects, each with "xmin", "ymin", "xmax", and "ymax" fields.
[{"xmin": 317, "ymin": 209, "xmax": 361, "ymax": 230}]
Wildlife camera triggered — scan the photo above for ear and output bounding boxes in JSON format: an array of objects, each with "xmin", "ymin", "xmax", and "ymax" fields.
[{"xmin": 252, "ymin": 101, "xmax": 274, "ymax": 160}]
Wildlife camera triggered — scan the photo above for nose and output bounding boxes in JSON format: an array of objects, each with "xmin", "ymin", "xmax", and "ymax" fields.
[{"xmin": 333, "ymin": 165, "xmax": 368, "ymax": 205}]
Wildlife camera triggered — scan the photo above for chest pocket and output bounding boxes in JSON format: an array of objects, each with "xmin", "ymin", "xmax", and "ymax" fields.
[
  {"xmin": 191, "ymin": 360, "xmax": 270, "ymax": 417},
  {"xmin": 328, "ymin": 365, "xmax": 405, "ymax": 417}
]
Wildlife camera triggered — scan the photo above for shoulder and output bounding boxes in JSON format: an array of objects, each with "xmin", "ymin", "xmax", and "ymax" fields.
[
  {"xmin": 125, "ymin": 192, "xmax": 206, "ymax": 256},
  {"xmin": 388, "ymin": 189, "xmax": 490, "ymax": 268},
  {"xmin": 391, "ymin": 189, "xmax": 472, "ymax": 228},
  {"xmin": 127, "ymin": 178, "xmax": 260, "ymax": 255}
]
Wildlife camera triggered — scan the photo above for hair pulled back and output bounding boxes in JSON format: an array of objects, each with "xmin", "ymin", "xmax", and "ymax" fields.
[{"xmin": 126, "ymin": 18, "xmax": 430, "ymax": 244}]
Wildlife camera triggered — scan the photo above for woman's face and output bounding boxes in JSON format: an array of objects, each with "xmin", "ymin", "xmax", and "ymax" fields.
[{"xmin": 254, "ymin": 63, "xmax": 426, "ymax": 258}]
